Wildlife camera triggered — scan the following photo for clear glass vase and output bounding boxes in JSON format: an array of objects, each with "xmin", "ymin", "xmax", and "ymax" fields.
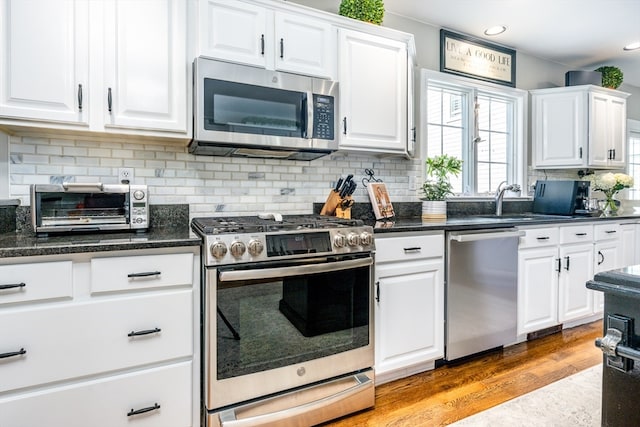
[{"xmin": 602, "ymin": 195, "xmax": 619, "ymax": 216}]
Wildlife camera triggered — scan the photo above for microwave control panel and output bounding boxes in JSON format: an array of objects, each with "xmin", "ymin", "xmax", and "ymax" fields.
[{"xmin": 312, "ymin": 94, "xmax": 335, "ymax": 140}]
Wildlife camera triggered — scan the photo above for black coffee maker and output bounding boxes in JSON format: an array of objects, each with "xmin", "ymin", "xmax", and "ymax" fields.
[{"xmin": 532, "ymin": 180, "xmax": 590, "ymax": 215}]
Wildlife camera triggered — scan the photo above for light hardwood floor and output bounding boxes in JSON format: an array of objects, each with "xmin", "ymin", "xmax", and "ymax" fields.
[{"xmin": 322, "ymin": 320, "xmax": 603, "ymax": 426}]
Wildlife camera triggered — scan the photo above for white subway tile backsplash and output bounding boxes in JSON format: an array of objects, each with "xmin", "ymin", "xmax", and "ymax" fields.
[{"xmin": 7, "ymin": 135, "xmax": 423, "ymax": 216}]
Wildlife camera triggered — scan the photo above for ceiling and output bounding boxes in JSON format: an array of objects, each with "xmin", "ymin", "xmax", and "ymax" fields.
[{"xmin": 291, "ymin": 0, "xmax": 640, "ymax": 88}]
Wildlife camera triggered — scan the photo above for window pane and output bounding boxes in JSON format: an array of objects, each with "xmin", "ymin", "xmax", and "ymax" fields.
[
  {"xmin": 427, "ymin": 89, "xmax": 443, "ymax": 123},
  {"xmin": 491, "ymin": 133, "xmax": 507, "ymax": 163},
  {"xmin": 490, "ymin": 99, "xmax": 507, "ymax": 132}
]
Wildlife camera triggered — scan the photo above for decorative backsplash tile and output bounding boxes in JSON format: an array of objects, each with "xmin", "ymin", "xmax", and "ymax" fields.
[{"xmin": 7, "ymin": 135, "xmax": 423, "ymax": 217}]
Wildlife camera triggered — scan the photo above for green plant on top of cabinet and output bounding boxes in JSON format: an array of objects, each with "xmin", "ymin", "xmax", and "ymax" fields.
[
  {"xmin": 198, "ymin": 0, "xmax": 336, "ymax": 79},
  {"xmin": 338, "ymin": 0, "xmax": 385, "ymax": 25},
  {"xmin": 0, "ymin": 0, "xmax": 188, "ymax": 137},
  {"xmin": 531, "ymin": 85, "xmax": 629, "ymax": 169}
]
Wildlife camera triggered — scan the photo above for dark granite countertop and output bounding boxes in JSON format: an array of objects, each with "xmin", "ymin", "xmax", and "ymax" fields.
[
  {"xmin": 369, "ymin": 213, "xmax": 640, "ymax": 233},
  {"xmin": 0, "ymin": 227, "xmax": 201, "ymax": 258},
  {"xmin": 588, "ymin": 265, "xmax": 640, "ymax": 298}
]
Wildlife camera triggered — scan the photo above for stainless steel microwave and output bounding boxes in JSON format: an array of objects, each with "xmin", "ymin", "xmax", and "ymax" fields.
[
  {"xmin": 190, "ymin": 57, "xmax": 338, "ymax": 161},
  {"xmin": 31, "ymin": 183, "xmax": 149, "ymax": 234}
]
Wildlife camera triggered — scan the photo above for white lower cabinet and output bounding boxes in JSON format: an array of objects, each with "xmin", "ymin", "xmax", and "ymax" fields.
[
  {"xmin": 517, "ymin": 224, "xmax": 595, "ymax": 335},
  {"xmin": 0, "ymin": 247, "xmax": 200, "ymax": 427},
  {"xmin": 0, "ymin": 362, "xmax": 192, "ymax": 427},
  {"xmin": 374, "ymin": 232, "xmax": 444, "ymax": 384},
  {"xmin": 592, "ymin": 222, "xmax": 623, "ymax": 314}
]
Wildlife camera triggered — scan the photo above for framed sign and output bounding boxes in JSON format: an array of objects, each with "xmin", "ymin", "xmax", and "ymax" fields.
[
  {"xmin": 367, "ymin": 182, "xmax": 395, "ymax": 220},
  {"xmin": 440, "ymin": 29, "xmax": 516, "ymax": 87}
]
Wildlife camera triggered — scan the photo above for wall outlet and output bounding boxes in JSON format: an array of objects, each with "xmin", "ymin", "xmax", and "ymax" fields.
[{"xmin": 118, "ymin": 167, "xmax": 134, "ymax": 183}]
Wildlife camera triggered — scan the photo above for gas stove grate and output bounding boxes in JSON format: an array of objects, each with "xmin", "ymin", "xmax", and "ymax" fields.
[{"xmin": 191, "ymin": 215, "xmax": 364, "ymax": 235}]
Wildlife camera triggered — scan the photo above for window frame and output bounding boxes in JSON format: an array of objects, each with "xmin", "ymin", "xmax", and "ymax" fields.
[
  {"xmin": 419, "ymin": 69, "xmax": 528, "ymax": 197},
  {"xmin": 626, "ymin": 118, "xmax": 640, "ymax": 200}
]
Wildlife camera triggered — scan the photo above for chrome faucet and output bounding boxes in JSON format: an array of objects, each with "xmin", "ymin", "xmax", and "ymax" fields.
[{"xmin": 494, "ymin": 181, "xmax": 520, "ymax": 216}]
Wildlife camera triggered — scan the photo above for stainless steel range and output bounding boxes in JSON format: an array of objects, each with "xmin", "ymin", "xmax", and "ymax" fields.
[{"xmin": 191, "ymin": 214, "xmax": 376, "ymax": 427}]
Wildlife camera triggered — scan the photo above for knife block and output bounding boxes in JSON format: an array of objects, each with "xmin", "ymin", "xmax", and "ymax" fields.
[{"xmin": 320, "ymin": 190, "xmax": 341, "ymax": 216}]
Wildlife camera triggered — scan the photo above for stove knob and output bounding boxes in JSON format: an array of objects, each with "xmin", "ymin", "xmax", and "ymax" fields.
[
  {"xmin": 210, "ymin": 241, "xmax": 227, "ymax": 259},
  {"xmin": 230, "ymin": 240, "xmax": 246, "ymax": 258},
  {"xmin": 360, "ymin": 231, "xmax": 373, "ymax": 246},
  {"xmin": 347, "ymin": 232, "xmax": 360, "ymax": 247},
  {"xmin": 333, "ymin": 232, "xmax": 347, "ymax": 248},
  {"xmin": 248, "ymin": 239, "xmax": 264, "ymax": 256}
]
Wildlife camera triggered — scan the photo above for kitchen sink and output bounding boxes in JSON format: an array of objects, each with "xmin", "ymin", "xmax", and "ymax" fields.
[{"xmin": 478, "ymin": 213, "xmax": 574, "ymax": 221}]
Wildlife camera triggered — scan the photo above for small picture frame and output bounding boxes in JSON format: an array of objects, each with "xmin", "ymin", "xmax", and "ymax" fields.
[{"xmin": 367, "ymin": 182, "xmax": 395, "ymax": 220}]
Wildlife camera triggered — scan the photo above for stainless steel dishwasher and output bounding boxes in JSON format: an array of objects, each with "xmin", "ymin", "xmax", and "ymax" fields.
[{"xmin": 445, "ymin": 228, "xmax": 522, "ymax": 361}]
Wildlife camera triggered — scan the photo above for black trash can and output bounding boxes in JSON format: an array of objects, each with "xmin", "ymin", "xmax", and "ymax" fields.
[{"xmin": 587, "ymin": 266, "xmax": 640, "ymax": 427}]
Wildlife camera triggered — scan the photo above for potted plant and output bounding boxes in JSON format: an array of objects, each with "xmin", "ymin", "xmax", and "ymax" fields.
[
  {"xmin": 595, "ymin": 66, "xmax": 624, "ymax": 89},
  {"xmin": 338, "ymin": 0, "xmax": 385, "ymax": 25},
  {"xmin": 421, "ymin": 154, "xmax": 462, "ymax": 219}
]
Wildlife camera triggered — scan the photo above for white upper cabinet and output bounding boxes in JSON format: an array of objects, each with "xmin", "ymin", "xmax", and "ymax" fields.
[
  {"xmin": 198, "ymin": 0, "xmax": 336, "ymax": 79},
  {"xmin": 532, "ymin": 85, "xmax": 629, "ymax": 169},
  {"xmin": 0, "ymin": 0, "xmax": 89, "ymax": 125},
  {"xmin": 102, "ymin": 0, "xmax": 187, "ymax": 133},
  {"xmin": 338, "ymin": 29, "xmax": 408, "ymax": 155},
  {"xmin": 0, "ymin": 0, "xmax": 188, "ymax": 138}
]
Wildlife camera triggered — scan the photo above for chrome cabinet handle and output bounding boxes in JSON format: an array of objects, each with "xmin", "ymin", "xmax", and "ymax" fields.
[
  {"xmin": 128, "ymin": 327, "xmax": 161, "ymax": 337},
  {"xmin": 78, "ymin": 84, "xmax": 83, "ymax": 111},
  {"xmin": 0, "ymin": 348, "xmax": 26, "ymax": 359},
  {"xmin": 0, "ymin": 282, "xmax": 26, "ymax": 291},
  {"xmin": 127, "ymin": 403, "xmax": 160, "ymax": 417},
  {"xmin": 107, "ymin": 87, "xmax": 112, "ymax": 113}
]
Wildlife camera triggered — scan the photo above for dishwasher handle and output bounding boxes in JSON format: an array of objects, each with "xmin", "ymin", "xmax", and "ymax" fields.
[{"xmin": 449, "ymin": 230, "xmax": 525, "ymax": 243}]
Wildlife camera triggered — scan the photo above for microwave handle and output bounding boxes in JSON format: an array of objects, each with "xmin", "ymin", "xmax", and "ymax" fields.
[
  {"xmin": 305, "ymin": 91, "xmax": 314, "ymax": 139},
  {"xmin": 62, "ymin": 182, "xmax": 105, "ymax": 192}
]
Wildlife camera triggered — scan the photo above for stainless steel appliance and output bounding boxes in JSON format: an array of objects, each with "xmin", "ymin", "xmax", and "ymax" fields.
[
  {"xmin": 191, "ymin": 58, "xmax": 338, "ymax": 161},
  {"xmin": 532, "ymin": 180, "xmax": 590, "ymax": 216},
  {"xmin": 191, "ymin": 215, "xmax": 375, "ymax": 427},
  {"xmin": 30, "ymin": 182, "xmax": 148, "ymax": 234},
  {"xmin": 445, "ymin": 229, "xmax": 521, "ymax": 361}
]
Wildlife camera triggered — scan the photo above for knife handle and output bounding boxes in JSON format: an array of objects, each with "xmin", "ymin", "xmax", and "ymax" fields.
[{"xmin": 335, "ymin": 178, "xmax": 343, "ymax": 192}]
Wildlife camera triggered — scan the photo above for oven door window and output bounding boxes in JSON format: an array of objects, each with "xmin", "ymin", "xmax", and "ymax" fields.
[
  {"xmin": 203, "ymin": 78, "xmax": 306, "ymax": 138},
  {"xmin": 215, "ymin": 260, "xmax": 370, "ymax": 380},
  {"xmin": 35, "ymin": 191, "xmax": 129, "ymax": 226}
]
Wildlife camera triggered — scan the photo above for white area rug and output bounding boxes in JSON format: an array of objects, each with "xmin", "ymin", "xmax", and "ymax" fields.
[{"xmin": 449, "ymin": 364, "xmax": 602, "ymax": 427}]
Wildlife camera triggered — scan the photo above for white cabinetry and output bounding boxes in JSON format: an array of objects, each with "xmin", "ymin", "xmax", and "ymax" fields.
[
  {"xmin": 517, "ymin": 224, "xmax": 595, "ymax": 335},
  {"xmin": 0, "ymin": 0, "xmax": 188, "ymax": 137},
  {"xmin": 0, "ymin": 0, "xmax": 89, "ymax": 124},
  {"xmin": 338, "ymin": 29, "xmax": 409, "ymax": 156},
  {"xmin": 374, "ymin": 232, "xmax": 444, "ymax": 384},
  {"xmin": 531, "ymin": 85, "xmax": 629, "ymax": 169},
  {"xmin": 0, "ymin": 247, "xmax": 200, "ymax": 427},
  {"xmin": 198, "ymin": 0, "xmax": 335, "ymax": 79},
  {"xmin": 593, "ymin": 222, "xmax": 622, "ymax": 314},
  {"xmin": 619, "ymin": 222, "xmax": 637, "ymax": 268}
]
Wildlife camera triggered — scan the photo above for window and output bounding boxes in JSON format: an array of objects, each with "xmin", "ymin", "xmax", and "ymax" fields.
[
  {"xmin": 627, "ymin": 119, "xmax": 640, "ymax": 200},
  {"xmin": 420, "ymin": 70, "xmax": 526, "ymax": 196}
]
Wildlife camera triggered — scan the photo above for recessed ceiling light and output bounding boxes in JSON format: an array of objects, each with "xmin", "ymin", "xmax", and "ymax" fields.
[
  {"xmin": 484, "ymin": 25, "xmax": 507, "ymax": 36},
  {"xmin": 623, "ymin": 41, "xmax": 640, "ymax": 51}
]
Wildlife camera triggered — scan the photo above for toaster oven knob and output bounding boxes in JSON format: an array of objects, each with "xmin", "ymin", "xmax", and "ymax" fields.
[
  {"xmin": 360, "ymin": 231, "xmax": 373, "ymax": 246},
  {"xmin": 210, "ymin": 242, "xmax": 227, "ymax": 259},
  {"xmin": 347, "ymin": 232, "xmax": 360, "ymax": 247},
  {"xmin": 230, "ymin": 241, "xmax": 246, "ymax": 258},
  {"xmin": 333, "ymin": 233, "xmax": 346, "ymax": 248},
  {"xmin": 133, "ymin": 190, "xmax": 145, "ymax": 200},
  {"xmin": 248, "ymin": 239, "xmax": 264, "ymax": 256}
]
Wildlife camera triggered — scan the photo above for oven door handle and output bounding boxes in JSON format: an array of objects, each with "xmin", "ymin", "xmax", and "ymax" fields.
[
  {"xmin": 218, "ymin": 257, "xmax": 373, "ymax": 283},
  {"xmin": 217, "ymin": 371, "xmax": 373, "ymax": 427},
  {"xmin": 62, "ymin": 182, "xmax": 104, "ymax": 192}
]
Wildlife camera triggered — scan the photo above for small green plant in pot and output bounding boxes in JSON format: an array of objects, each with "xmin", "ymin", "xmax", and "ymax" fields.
[
  {"xmin": 421, "ymin": 154, "xmax": 462, "ymax": 219},
  {"xmin": 338, "ymin": 0, "xmax": 385, "ymax": 25},
  {"xmin": 595, "ymin": 66, "xmax": 624, "ymax": 89}
]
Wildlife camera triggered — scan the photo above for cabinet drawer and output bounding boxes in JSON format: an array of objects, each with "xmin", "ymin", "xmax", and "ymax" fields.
[
  {"xmin": 518, "ymin": 227, "xmax": 559, "ymax": 248},
  {"xmin": 375, "ymin": 233, "xmax": 444, "ymax": 263},
  {"xmin": 0, "ymin": 261, "xmax": 72, "ymax": 306},
  {"xmin": 0, "ymin": 290, "xmax": 192, "ymax": 393},
  {"xmin": 0, "ymin": 361, "xmax": 192, "ymax": 427},
  {"xmin": 594, "ymin": 223, "xmax": 620, "ymax": 241},
  {"xmin": 559, "ymin": 224, "xmax": 593, "ymax": 244},
  {"xmin": 91, "ymin": 253, "xmax": 193, "ymax": 293}
]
